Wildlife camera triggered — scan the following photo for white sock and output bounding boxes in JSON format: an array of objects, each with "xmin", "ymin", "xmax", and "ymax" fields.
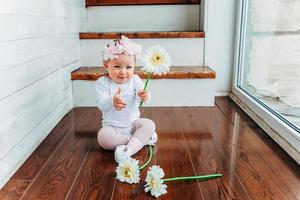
[
  {"xmin": 114, "ymin": 145, "xmax": 132, "ymax": 163},
  {"xmin": 126, "ymin": 137, "xmax": 143, "ymax": 156}
]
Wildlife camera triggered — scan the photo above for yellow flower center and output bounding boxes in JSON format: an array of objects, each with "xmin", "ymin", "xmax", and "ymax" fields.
[
  {"xmin": 123, "ymin": 166, "xmax": 133, "ymax": 178},
  {"xmin": 150, "ymin": 178, "xmax": 157, "ymax": 189},
  {"xmin": 150, "ymin": 53, "xmax": 165, "ymax": 66}
]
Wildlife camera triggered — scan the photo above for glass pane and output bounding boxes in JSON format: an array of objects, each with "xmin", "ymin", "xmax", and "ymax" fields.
[{"xmin": 239, "ymin": 0, "xmax": 300, "ymax": 131}]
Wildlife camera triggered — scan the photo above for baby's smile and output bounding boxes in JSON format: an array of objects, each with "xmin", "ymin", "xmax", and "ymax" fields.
[{"xmin": 116, "ymin": 76, "xmax": 129, "ymax": 83}]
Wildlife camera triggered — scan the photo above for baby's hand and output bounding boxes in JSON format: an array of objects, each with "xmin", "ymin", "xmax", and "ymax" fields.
[
  {"xmin": 138, "ymin": 89, "xmax": 150, "ymax": 102},
  {"xmin": 113, "ymin": 88, "xmax": 127, "ymax": 111}
]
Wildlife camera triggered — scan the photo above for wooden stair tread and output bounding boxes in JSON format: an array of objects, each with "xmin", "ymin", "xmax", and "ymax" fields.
[
  {"xmin": 71, "ymin": 66, "xmax": 216, "ymax": 80},
  {"xmin": 86, "ymin": 0, "xmax": 200, "ymax": 6},
  {"xmin": 79, "ymin": 31, "xmax": 205, "ymax": 39}
]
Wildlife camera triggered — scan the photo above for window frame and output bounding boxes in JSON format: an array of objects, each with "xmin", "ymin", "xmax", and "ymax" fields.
[{"xmin": 231, "ymin": 0, "xmax": 300, "ymax": 164}]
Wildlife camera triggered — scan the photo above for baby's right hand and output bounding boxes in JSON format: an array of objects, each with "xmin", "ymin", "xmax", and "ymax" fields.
[{"xmin": 113, "ymin": 88, "xmax": 127, "ymax": 111}]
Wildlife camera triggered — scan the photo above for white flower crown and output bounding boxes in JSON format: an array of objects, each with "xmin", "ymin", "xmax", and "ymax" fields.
[{"xmin": 102, "ymin": 35, "xmax": 143, "ymax": 62}]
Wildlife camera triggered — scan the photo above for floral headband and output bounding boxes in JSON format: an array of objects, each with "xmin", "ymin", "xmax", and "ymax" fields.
[{"xmin": 102, "ymin": 35, "xmax": 143, "ymax": 62}]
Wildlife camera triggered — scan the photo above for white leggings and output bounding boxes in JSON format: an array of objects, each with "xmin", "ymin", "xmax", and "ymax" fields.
[{"xmin": 97, "ymin": 118, "xmax": 155, "ymax": 150}]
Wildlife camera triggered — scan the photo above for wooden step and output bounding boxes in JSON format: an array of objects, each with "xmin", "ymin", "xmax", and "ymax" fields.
[
  {"xmin": 86, "ymin": 0, "xmax": 200, "ymax": 6},
  {"xmin": 71, "ymin": 66, "xmax": 216, "ymax": 80},
  {"xmin": 79, "ymin": 32, "xmax": 205, "ymax": 39}
]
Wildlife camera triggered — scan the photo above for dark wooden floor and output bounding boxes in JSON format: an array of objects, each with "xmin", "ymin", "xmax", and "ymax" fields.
[{"xmin": 1, "ymin": 97, "xmax": 300, "ymax": 200}]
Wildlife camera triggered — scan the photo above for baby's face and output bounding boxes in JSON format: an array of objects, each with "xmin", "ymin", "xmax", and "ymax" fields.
[{"xmin": 104, "ymin": 54, "xmax": 135, "ymax": 84}]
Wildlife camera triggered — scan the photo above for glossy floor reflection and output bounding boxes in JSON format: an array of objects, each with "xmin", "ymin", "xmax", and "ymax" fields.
[{"xmin": 0, "ymin": 97, "xmax": 299, "ymax": 199}]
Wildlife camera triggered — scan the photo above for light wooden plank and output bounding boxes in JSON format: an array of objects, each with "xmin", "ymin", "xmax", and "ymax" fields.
[
  {"xmin": 0, "ymin": 0, "xmax": 74, "ymax": 16},
  {"xmin": 0, "ymin": 34, "xmax": 79, "ymax": 71},
  {"xmin": 0, "ymin": 16, "xmax": 83, "ymax": 41},
  {"xmin": 0, "ymin": 69, "xmax": 71, "ymax": 159},
  {"xmin": 0, "ymin": 48, "xmax": 80, "ymax": 100},
  {"xmin": 0, "ymin": 64, "xmax": 72, "ymax": 126}
]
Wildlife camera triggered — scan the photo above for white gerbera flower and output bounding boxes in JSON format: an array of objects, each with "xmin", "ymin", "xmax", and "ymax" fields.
[
  {"xmin": 141, "ymin": 45, "xmax": 172, "ymax": 75},
  {"xmin": 116, "ymin": 158, "xmax": 140, "ymax": 184},
  {"xmin": 144, "ymin": 165, "xmax": 167, "ymax": 197}
]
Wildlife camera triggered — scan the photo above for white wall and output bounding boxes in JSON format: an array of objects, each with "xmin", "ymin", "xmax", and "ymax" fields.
[
  {"xmin": 0, "ymin": 0, "xmax": 85, "ymax": 188},
  {"xmin": 87, "ymin": 5, "xmax": 200, "ymax": 32},
  {"xmin": 205, "ymin": 0, "xmax": 237, "ymax": 96}
]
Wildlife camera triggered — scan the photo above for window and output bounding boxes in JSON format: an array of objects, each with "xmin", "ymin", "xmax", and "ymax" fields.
[{"xmin": 232, "ymin": 0, "xmax": 300, "ymax": 164}]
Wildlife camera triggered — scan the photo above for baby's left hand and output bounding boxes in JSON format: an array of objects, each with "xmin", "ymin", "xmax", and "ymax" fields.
[{"xmin": 138, "ymin": 89, "xmax": 149, "ymax": 102}]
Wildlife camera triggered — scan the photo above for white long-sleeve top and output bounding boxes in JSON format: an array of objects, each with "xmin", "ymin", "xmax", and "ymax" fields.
[{"xmin": 95, "ymin": 74, "xmax": 150, "ymax": 127}]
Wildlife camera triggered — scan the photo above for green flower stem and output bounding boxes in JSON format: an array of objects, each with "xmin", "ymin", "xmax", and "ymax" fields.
[
  {"xmin": 163, "ymin": 174, "xmax": 222, "ymax": 182},
  {"xmin": 139, "ymin": 73, "xmax": 152, "ymax": 108},
  {"xmin": 139, "ymin": 145, "xmax": 153, "ymax": 170}
]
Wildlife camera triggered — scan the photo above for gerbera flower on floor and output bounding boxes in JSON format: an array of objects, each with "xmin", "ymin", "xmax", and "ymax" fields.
[
  {"xmin": 116, "ymin": 158, "xmax": 140, "ymax": 184},
  {"xmin": 144, "ymin": 165, "xmax": 167, "ymax": 198},
  {"xmin": 144, "ymin": 165, "xmax": 222, "ymax": 198}
]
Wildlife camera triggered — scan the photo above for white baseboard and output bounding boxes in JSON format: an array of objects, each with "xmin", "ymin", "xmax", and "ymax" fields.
[{"xmin": 215, "ymin": 91, "xmax": 230, "ymax": 96}]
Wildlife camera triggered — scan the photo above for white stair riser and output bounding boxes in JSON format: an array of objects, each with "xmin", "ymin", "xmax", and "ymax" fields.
[
  {"xmin": 87, "ymin": 5, "xmax": 200, "ymax": 32},
  {"xmin": 80, "ymin": 38, "xmax": 204, "ymax": 66},
  {"xmin": 72, "ymin": 79, "xmax": 215, "ymax": 107}
]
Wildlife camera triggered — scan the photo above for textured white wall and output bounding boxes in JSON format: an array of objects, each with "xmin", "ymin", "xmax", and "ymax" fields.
[{"xmin": 0, "ymin": 0, "xmax": 85, "ymax": 188}]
